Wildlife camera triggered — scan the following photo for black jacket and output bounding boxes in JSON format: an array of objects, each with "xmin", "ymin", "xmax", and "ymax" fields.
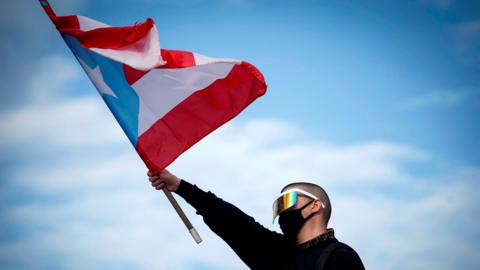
[{"xmin": 176, "ymin": 180, "xmax": 365, "ymax": 270}]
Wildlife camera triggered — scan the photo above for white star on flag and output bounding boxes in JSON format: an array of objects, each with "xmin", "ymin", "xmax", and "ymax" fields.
[{"xmin": 78, "ymin": 57, "xmax": 117, "ymax": 98}]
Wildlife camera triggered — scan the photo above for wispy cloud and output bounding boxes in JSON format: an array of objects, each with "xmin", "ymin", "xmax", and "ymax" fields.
[
  {"xmin": 398, "ymin": 89, "xmax": 474, "ymax": 110},
  {"xmin": 0, "ymin": 54, "xmax": 120, "ymax": 149},
  {"xmin": 28, "ymin": 56, "xmax": 82, "ymax": 103},
  {"xmin": 0, "ymin": 0, "xmax": 88, "ymax": 109}
]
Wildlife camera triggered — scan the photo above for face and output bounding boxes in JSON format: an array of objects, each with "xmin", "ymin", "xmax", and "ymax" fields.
[
  {"xmin": 290, "ymin": 194, "xmax": 313, "ymax": 210},
  {"xmin": 273, "ymin": 187, "xmax": 324, "ymax": 222},
  {"xmin": 283, "ymin": 189, "xmax": 318, "ymax": 218}
]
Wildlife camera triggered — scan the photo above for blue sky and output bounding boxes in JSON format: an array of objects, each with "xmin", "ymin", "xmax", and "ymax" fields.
[{"xmin": 0, "ymin": 0, "xmax": 479, "ymax": 270}]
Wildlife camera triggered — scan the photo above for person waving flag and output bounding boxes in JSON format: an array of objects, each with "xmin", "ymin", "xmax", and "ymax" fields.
[{"xmin": 39, "ymin": 0, "xmax": 266, "ymax": 243}]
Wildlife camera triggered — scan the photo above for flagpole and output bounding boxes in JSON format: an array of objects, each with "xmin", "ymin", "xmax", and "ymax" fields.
[
  {"xmin": 162, "ymin": 189, "xmax": 203, "ymax": 244},
  {"xmin": 39, "ymin": 0, "xmax": 202, "ymax": 245}
]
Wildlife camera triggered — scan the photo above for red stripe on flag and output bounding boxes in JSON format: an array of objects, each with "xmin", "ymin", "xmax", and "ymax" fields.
[
  {"xmin": 79, "ymin": 18, "xmax": 154, "ymax": 49},
  {"xmin": 135, "ymin": 61, "xmax": 267, "ymax": 173},
  {"xmin": 159, "ymin": 50, "xmax": 196, "ymax": 68},
  {"xmin": 123, "ymin": 64, "xmax": 150, "ymax": 85},
  {"xmin": 53, "ymin": 15, "xmax": 80, "ymax": 31},
  {"xmin": 55, "ymin": 17, "xmax": 154, "ymax": 50}
]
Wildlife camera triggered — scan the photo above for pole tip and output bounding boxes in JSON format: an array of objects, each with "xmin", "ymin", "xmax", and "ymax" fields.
[{"xmin": 189, "ymin": 227, "xmax": 202, "ymax": 244}]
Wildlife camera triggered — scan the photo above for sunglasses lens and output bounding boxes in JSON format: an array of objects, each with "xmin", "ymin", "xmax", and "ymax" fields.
[{"xmin": 272, "ymin": 191, "xmax": 298, "ymax": 220}]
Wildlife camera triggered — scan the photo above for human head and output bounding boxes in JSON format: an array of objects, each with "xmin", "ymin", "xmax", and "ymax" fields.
[{"xmin": 280, "ymin": 182, "xmax": 332, "ymax": 227}]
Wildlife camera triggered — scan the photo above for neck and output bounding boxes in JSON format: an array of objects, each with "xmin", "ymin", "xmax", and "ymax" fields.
[{"xmin": 296, "ymin": 219, "xmax": 327, "ymax": 244}]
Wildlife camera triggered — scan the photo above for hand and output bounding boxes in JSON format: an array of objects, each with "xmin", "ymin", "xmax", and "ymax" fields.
[{"xmin": 148, "ymin": 169, "xmax": 181, "ymax": 192}]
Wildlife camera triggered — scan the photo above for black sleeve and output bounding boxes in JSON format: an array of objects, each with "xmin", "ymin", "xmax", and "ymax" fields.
[
  {"xmin": 323, "ymin": 247, "xmax": 365, "ymax": 270},
  {"xmin": 175, "ymin": 179, "xmax": 285, "ymax": 269}
]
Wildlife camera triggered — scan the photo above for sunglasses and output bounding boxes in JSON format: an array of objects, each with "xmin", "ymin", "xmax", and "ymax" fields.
[{"xmin": 272, "ymin": 188, "xmax": 325, "ymax": 223}]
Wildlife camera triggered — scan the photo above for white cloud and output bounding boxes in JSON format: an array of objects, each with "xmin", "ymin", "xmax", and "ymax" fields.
[
  {"xmin": 0, "ymin": 96, "xmax": 124, "ymax": 148},
  {"xmin": 0, "ymin": 54, "xmax": 126, "ymax": 149},
  {"xmin": 333, "ymin": 167, "xmax": 480, "ymax": 270},
  {"xmin": 28, "ymin": 56, "xmax": 83, "ymax": 103},
  {"xmin": 0, "ymin": 1, "xmax": 89, "ymax": 107}
]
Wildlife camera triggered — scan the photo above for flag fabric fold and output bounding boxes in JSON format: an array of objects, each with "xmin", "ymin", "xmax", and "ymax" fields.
[{"xmin": 40, "ymin": 0, "xmax": 267, "ymax": 173}]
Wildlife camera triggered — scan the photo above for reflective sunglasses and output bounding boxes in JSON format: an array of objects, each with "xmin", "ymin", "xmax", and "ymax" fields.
[{"xmin": 272, "ymin": 188, "xmax": 325, "ymax": 222}]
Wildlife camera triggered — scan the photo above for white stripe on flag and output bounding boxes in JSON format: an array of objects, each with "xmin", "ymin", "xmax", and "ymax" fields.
[
  {"xmin": 78, "ymin": 15, "xmax": 110, "ymax": 31},
  {"xmin": 193, "ymin": 52, "xmax": 240, "ymax": 66},
  {"xmin": 133, "ymin": 62, "xmax": 236, "ymax": 135}
]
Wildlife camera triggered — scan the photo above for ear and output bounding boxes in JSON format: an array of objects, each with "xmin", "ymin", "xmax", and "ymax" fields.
[{"xmin": 311, "ymin": 200, "xmax": 323, "ymax": 213}]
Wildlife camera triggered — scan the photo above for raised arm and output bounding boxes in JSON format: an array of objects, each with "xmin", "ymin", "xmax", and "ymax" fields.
[{"xmin": 148, "ymin": 170, "xmax": 285, "ymax": 269}]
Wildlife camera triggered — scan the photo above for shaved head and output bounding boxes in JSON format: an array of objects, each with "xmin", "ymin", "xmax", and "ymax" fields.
[{"xmin": 281, "ymin": 182, "xmax": 332, "ymax": 225}]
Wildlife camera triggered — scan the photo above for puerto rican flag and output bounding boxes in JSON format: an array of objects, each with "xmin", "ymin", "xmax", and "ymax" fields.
[{"xmin": 40, "ymin": 1, "xmax": 267, "ymax": 173}]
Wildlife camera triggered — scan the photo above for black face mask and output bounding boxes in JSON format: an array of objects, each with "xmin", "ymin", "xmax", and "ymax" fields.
[{"xmin": 279, "ymin": 200, "xmax": 316, "ymax": 242}]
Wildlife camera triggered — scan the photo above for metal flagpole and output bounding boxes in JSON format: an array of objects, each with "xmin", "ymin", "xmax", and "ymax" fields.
[{"xmin": 38, "ymin": 0, "xmax": 202, "ymax": 244}]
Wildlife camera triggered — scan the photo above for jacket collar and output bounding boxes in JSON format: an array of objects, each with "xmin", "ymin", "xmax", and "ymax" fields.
[{"xmin": 296, "ymin": 228, "xmax": 335, "ymax": 249}]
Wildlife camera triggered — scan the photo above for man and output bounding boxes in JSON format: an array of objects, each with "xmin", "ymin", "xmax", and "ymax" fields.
[{"xmin": 148, "ymin": 169, "xmax": 365, "ymax": 270}]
